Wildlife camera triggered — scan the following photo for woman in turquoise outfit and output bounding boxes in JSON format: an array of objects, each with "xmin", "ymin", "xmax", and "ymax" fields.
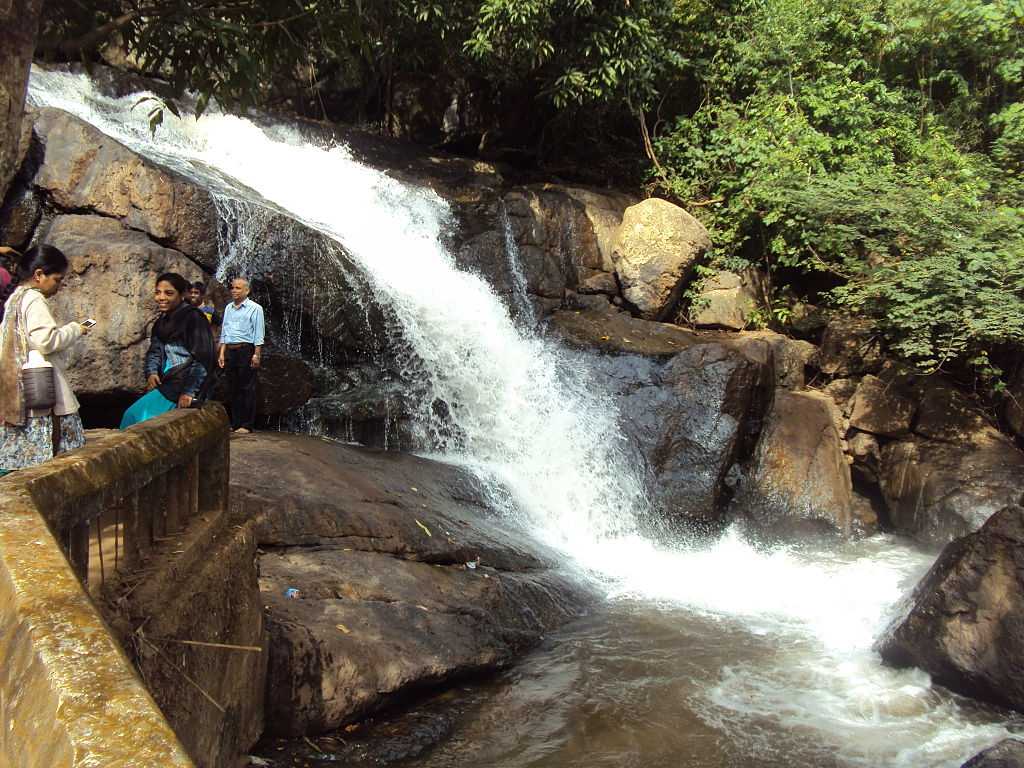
[{"xmin": 120, "ymin": 273, "xmax": 216, "ymax": 429}]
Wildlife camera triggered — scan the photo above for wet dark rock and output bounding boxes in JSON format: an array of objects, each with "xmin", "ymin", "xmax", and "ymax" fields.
[
  {"xmin": 848, "ymin": 373, "xmax": 916, "ymax": 437},
  {"xmin": 962, "ymin": 739, "xmax": 1024, "ymax": 768},
  {"xmin": 877, "ymin": 505, "xmax": 1024, "ymax": 714},
  {"xmin": 735, "ymin": 390, "xmax": 854, "ymax": 537},
  {"xmin": 722, "ymin": 330, "xmax": 817, "ymax": 390},
  {"xmin": 598, "ymin": 342, "xmax": 773, "ymax": 530},
  {"xmin": 255, "ymin": 353, "xmax": 315, "ymax": 416},
  {"xmin": 0, "ymin": 3, "xmax": 39, "ymax": 203},
  {"xmin": 450, "ymin": 185, "xmax": 630, "ymax": 311},
  {"xmin": 879, "ymin": 433, "xmax": 1024, "ymax": 545},
  {"xmin": 294, "ymin": 375, "xmax": 418, "ymax": 450},
  {"xmin": 0, "ymin": 180, "xmax": 41, "ymax": 250},
  {"xmin": 230, "ymin": 433, "xmax": 593, "ymax": 736}
]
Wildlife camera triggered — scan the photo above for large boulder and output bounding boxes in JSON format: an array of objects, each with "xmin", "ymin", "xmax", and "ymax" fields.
[
  {"xmin": 879, "ymin": 432, "xmax": 1024, "ymax": 545},
  {"xmin": 32, "ymin": 107, "xmax": 219, "ymax": 264},
  {"xmin": 736, "ymin": 390, "xmax": 854, "ymax": 537},
  {"xmin": 962, "ymin": 740, "xmax": 1024, "ymax": 768},
  {"xmin": 877, "ymin": 505, "xmax": 1024, "ymax": 714},
  {"xmin": 230, "ymin": 433, "xmax": 592, "ymax": 736},
  {"xmin": 548, "ymin": 304, "xmax": 703, "ymax": 357},
  {"xmin": 915, "ymin": 377, "xmax": 995, "ymax": 444},
  {"xmin": 44, "ymin": 214, "xmax": 206, "ymax": 396},
  {"xmin": 602, "ymin": 342, "xmax": 773, "ymax": 530},
  {"xmin": 611, "ymin": 198, "xmax": 711, "ymax": 321},
  {"xmin": 453, "ymin": 185, "xmax": 631, "ymax": 312}
]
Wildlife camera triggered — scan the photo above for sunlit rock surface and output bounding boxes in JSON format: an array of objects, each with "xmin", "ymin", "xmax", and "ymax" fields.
[
  {"xmin": 611, "ymin": 198, "xmax": 710, "ymax": 321},
  {"xmin": 230, "ymin": 432, "xmax": 594, "ymax": 736}
]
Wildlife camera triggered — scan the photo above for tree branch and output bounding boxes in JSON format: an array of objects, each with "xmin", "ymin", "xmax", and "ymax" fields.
[{"xmin": 38, "ymin": 10, "xmax": 141, "ymax": 57}]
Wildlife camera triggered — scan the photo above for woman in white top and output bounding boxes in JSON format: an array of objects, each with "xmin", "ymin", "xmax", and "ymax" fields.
[{"xmin": 0, "ymin": 245, "xmax": 92, "ymax": 474}]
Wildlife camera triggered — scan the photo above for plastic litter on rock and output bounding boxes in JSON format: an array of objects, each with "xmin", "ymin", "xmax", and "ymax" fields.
[{"xmin": 284, "ymin": 588, "xmax": 300, "ymax": 599}]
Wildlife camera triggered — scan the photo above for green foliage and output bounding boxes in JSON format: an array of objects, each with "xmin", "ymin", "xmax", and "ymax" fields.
[
  {"xmin": 36, "ymin": 0, "xmax": 1024, "ymax": 381},
  {"xmin": 464, "ymin": 0, "xmax": 682, "ymax": 108},
  {"xmin": 652, "ymin": 0, "xmax": 1024, "ymax": 380}
]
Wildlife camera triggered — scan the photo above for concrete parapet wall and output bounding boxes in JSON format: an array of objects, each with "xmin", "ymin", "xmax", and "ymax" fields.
[{"xmin": 0, "ymin": 406, "xmax": 230, "ymax": 767}]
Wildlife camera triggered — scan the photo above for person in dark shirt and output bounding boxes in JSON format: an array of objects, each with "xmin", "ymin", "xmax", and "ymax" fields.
[
  {"xmin": 189, "ymin": 281, "xmax": 222, "ymax": 326},
  {"xmin": 120, "ymin": 273, "xmax": 216, "ymax": 428}
]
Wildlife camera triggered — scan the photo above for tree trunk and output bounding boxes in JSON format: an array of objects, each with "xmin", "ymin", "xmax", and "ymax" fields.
[{"xmin": 0, "ymin": 0, "xmax": 43, "ymax": 206}]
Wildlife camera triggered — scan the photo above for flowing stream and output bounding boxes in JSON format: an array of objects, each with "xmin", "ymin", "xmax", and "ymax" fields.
[{"xmin": 26, "ymin": 68, "xmax": 1022, "ymax": 766}]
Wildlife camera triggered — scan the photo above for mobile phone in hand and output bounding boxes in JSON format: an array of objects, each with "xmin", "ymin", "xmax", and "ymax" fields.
[{"xmin": 81, "ymin": 318, "xmax": 97, "ymax": 328}]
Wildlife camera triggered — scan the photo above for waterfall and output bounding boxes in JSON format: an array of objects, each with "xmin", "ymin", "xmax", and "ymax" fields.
[
  {"xmin": 24, "ymin": 68, "xmax": 1020, "ymax": 766},
  {"xmin": 26, "ymin": 68, "xmax": 648, "ymax": 553},
  {"xmin": 499, "ymin": 201, "xmax": 535, "ymax": 325}
]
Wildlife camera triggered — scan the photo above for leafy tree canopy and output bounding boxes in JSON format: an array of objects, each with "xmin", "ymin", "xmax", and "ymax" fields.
[{"xmin": 38, "ymin": 0, "xmax": 1024, "ymax": 387}]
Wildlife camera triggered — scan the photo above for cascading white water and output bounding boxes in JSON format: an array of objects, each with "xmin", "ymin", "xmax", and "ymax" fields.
[
  {"xmin": 25, "ymin": 68, "xmax": 1021, "ymax": 766},
  {"xmin": 499, "ymin": 201, "xmax": 535, "ymax": 324}
]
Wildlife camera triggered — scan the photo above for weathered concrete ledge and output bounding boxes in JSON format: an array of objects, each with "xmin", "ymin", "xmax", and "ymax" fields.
[{"xmin": 0, "ymin": 406, "xmax": 230, "ymax": 767}]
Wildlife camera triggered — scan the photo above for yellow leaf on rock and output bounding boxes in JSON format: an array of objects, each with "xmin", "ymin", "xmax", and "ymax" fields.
[
  {"xmin": 336, "ymin": 624, "xmax": 351, "ymax": 634},
  {"xmin": 415, "ymin": 519, "xmax": 432, "ymax": 537}
]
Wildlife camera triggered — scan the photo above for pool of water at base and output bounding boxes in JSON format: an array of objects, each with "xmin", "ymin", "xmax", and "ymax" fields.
[{"xmin": 254, "ymin": 599, "xmax": 1021, "ymax": 768}]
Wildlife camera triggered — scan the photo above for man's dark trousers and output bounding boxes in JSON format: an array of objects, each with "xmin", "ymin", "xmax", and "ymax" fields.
[{"xmin": 225, "ymin": 343, "xmax": 258, "ymax": 430}]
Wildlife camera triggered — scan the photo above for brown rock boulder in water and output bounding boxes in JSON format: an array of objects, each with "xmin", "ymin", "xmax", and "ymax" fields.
[
  {"xmin": 602, "ymin": 341, "xmax": 773, "ymax": 530},
  {"xmin": 229, "ymin": 433, "xmax": 592, "ymax": 736},
  {"xmin": 879, "ymin": 433, "xmax": 1024, "ymax": 545},
  {"xmin": 736, "ymin": 390, "xmax": 853, "ymax": 537},
  {"xmin": 877, "ymin": 505, "xmax": 1024, "ymax": 714},
  {"xmin": 962, "ymin": 739, "xmax": 1024, "ymax": 767},
  {"xmin": 611, "ymin": 198, "xmax": 711, "ymax": 321}
]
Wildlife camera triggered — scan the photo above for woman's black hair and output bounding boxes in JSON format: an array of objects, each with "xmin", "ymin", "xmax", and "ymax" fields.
[
  {"xmin": 191, "ymin": 281, "xmax": 206, "ymax": 292},
  {"xmin": 0, "ymin": 245, "xmax": 69, "ymax": 322},
  {"xmin": 155, "ymin": 272, "xmax": 192, "ymax": 296},
  {"xmin": 14, "ymin": 244, "xmax": 70, "ymax": 283}
]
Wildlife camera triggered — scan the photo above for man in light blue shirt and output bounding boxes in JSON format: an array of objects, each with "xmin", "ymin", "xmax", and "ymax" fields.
[{"xmin": 218, "ymin": 277, "xmax": 265, "ymax": 433}]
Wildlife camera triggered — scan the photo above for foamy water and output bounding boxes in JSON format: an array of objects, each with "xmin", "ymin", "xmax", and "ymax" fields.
[{"xmin": 27, "ymin": 67, "xmax": 1022, "ymax": 766}]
